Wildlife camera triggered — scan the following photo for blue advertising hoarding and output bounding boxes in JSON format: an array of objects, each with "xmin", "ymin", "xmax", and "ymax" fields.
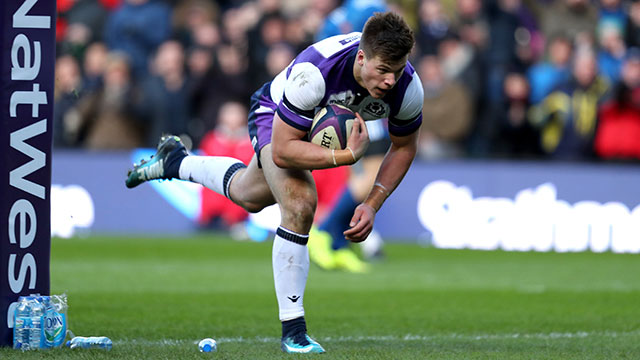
[
  {"xmin": 378, "ymin": 160, "xmax": 640, "ymax": 252},
  {"xmin": 1, "ymin": 0, "xmax": 55, "ymax": 346},
  {"xmin": 51, "ymin": 150, "xmax": 640, "ymax": 254}
]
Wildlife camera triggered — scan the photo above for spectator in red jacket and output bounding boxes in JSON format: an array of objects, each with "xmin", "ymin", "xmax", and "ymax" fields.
[{"xmin": 595, "ymin": 49, "xmax": 640, "ymax": 160}]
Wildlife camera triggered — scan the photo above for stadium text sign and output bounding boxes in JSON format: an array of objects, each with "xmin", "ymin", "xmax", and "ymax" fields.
[
  {"xmin": 1, "ymin": 0, "xmax": 54, "ymax": 346},
  {"xmin": 417, "ymin": 181, "xmax": 640, "ymax": 253}
]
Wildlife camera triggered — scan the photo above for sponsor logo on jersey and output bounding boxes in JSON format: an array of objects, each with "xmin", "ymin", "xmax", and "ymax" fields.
[{"xmin": 327, "ymin": 91, "xmax": 355, "ymax": 107}]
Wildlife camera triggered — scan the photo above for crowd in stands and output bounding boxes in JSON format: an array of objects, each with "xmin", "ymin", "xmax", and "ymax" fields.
[{"xmin": 53, "ymin": 0, "xmax": 640, "ymax": 162}]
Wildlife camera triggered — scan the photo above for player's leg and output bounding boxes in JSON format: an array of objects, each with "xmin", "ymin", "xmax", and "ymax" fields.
[
  {"xmin": 180, "ymin": 152, "xmax": 275, "ymax": 213},
  {"xmin": 259, "ymin": 144, "xmax": 325, "ymax": 354},
  {"xmin": 318, "ymin": 186, "xmax": 357, "ymax": 251},
  {"xmin": 125, "ymin": 135, "xmax": 276, "ymax": 213}
]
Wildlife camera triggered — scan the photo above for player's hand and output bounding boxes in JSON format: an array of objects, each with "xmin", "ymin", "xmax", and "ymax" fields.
[
  {"xmin": 344, "ymin": 203, "xmax": 376, "ymax": 243},
  {"xmin": 346, "ymin": 112, "xmax": 369, "ymax": 162}
]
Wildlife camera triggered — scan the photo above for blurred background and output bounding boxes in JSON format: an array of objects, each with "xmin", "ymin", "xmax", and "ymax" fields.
[{"xmin": 51, "ymin": 0, "xmax": 640, "ymax": 254}]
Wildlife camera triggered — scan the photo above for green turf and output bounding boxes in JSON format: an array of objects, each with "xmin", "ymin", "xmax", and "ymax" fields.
[{"xmin": 2, "ymin": 234, "xmax": 639, "ymax": 359}]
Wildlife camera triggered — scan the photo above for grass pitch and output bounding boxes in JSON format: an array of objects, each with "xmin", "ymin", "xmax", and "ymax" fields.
[{"xmin": 2, "ymin": 234, "xmax": 639, "ymax": 359}]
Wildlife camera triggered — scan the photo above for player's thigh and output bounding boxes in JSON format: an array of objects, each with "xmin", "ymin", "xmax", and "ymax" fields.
[
  {"xmin": 229, "ymin": 154, "xmax": 275, "ymax": 211},
  {"xmin": 259, "ymin": 145, "xmax": 317, "ymax": 231}
]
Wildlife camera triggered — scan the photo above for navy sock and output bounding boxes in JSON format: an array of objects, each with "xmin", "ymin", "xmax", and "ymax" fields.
[
  {"xmin": 164, "ymin": 146, "xmax": 188, "ymax": 179},
  {"xmin": 319, "ymin": 188, "xmax": 357, "ymax": 250},
  {"xmin": 282, "ymin": 316, "xmax": 307, "ymax": 339}
]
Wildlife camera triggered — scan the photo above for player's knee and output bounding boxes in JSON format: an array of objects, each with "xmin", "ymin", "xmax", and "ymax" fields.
[{"xmin": 280, "ymin": 195, "xmax": 316, "ymax": 227}]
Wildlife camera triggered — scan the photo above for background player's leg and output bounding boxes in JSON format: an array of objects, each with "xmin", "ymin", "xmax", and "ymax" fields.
[
  {"xmin": 319, "ymin": 187, "xmax": 357, "ymax": 250},
  {"xmin": 310, "ymin": 154, "xmax": 384, "ymax": 273}
]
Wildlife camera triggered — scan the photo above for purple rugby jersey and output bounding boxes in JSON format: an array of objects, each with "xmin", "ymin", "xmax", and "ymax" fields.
[{"xmin": 248, "ymin": 32, "xmax": 423, "ymax": 154}]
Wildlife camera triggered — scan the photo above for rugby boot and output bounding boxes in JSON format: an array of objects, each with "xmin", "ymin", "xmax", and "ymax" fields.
[
  {"xmin": 334, "ymin": 248, "xmax": 371, "ymax": 274},
  {"xmin": 281, "ymin": 332, "xmax": 326, "ymax": 354},
  {"xmin": 125, "ymin": 135, "xmax": 187, "ymax": 188}
]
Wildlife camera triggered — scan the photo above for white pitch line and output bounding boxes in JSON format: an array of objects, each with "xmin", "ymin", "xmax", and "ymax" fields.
[{"xmin": 115, "ymin": 330, "xmax": 640, "ymax": 346}]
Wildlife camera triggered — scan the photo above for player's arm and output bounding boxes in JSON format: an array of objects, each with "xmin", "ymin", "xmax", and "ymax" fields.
[
  {"xmin": 271, "ymin": 111, "xmax": 369, "ymax": 170},
  {"xmin": 343, "ymin": 130, "xmax": 419, "ymax": 242}
]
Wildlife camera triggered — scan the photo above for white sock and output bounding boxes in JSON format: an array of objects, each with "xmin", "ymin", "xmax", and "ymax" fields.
[
  {"xmin": 178, "ymin": 156, "xmax": 245, "ymax": 198},
  {"xmin": 272, "ymin": 227, "xmax": 309, "ymax": 321}
]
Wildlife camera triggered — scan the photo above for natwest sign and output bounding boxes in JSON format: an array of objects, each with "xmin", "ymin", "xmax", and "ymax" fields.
[{"xmin": 1, "ymin": 0, "xmax": 55, "ymax": 346}]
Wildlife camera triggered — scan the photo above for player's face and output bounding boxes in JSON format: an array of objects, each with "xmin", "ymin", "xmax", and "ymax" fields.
[{"xmin": 356, "ymin": 50, "xmax": 408, "ymax": 99}]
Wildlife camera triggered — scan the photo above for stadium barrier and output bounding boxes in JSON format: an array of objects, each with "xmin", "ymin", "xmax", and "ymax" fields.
[
  {"xmin": 51, "ymin": 151, "xmax": 640, "ymax": 254},
  {"xmin": 1, "ymin": 0, "xmax": 55, "ymax": 346}
]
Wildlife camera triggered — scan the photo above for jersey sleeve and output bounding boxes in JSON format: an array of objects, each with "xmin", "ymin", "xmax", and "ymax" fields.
[
  {"xmin": 276, "ymin": 62, "xmax": 325, "ymax": 132},
  {"xmin": 388, "ymin": 71, "xmax": 423, "ymax": 136}
]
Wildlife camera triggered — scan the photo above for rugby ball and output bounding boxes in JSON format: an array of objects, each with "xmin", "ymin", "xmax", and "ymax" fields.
[{"xmin": 309, "ymin": 104, "xmax": 355, "ymax": 150}]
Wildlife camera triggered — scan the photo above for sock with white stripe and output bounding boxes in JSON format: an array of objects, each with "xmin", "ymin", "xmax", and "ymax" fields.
[
  {"xmin": 273, "ymin": 227, "xmax": 309, "ymax": 321},
  {"xmin": 178, "ymin": 156, "xmax": 246, "ymax": 198}
]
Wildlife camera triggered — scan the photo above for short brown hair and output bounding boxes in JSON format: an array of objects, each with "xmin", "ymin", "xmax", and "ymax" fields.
[{"xmin": 360, "ymin": 12, "xmax": 414, "ymax": 63}]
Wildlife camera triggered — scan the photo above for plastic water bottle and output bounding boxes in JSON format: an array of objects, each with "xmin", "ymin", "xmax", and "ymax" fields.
[
  {"xmin": 29, "ymin": 297, "xmax": 45, "ymax": 349},
  {"xmin": 40, "ymin": 296, "xmax": 53, "ymax": 348},
  {"xmin": 13, "ymin": 296, "xmax": 32, "ymax": 350},
  {"xmin": 66, "ymin": 336, "xmax": 113, "ymax": 350}
]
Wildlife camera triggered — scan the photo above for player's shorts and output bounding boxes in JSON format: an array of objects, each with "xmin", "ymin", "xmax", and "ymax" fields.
[{"xmin": 247, "ymin": 82, "xmax": 277, "ymax": 166}]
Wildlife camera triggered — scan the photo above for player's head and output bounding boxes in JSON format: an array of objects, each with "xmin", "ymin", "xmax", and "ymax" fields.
[
  {"xmin": 356, "ymin": 12, "xmax": 414, "ymax": 98},
  {"xmin": 360, "ymin": 12, "xmax": 414, "ymax": 63}
]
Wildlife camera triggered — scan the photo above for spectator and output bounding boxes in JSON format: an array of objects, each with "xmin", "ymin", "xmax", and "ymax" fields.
[
  {"xmin": 527, "ymin": 33, "xmax": 573, "ymax": 104},
  {"xmin": 190, "ymin": 21, "xmax": 222, "ymax": 50},
  {"xmin": 485, "ymin": 0, "xmax": 526, "ymax": 104},
  {"xmin": 53, "ymin": 55, "xmax": 84, "ymax": 147},
  {"xmin": 437, "ymin": 31, "xmax": 484, "ymax": 102},
  {"xmin": 594, "ymin": 49, "xmax": 640, "ymax": 160},
  {"xmin": 139, "ymin": 40, "xmax": 191, "ymax": 146},
  {"xmin": 246, "ymin": 12, "xmax": 288, "ymax": 89},
  {"xmin": 625, "ymin": 0, "xmax": 640, "ymax": 48},
  {"xmin": 453, "ymin": 0, "xmax": 489, "ymax": 52},
  {"xmin": 598, "ymin": 0, "xmax": 627, "ymax": 34},
  {"xmin": 316, "ymin": 0, "xmax": 387, "ymax": 41},
  {"xmin": 264, "ymin": 42, "xmax": 296, "ymax": 79},
  {"xmin": 69, "ymin": 52, "xmax": 145, "ymax": 149},
  {"xmin": 104, "ymin": 0, "xmax": 172, "ymax": 79},
  {"xmin": 219, "ymin": 5, "xmax": 253, "ymax": 48},
  {"xmin": 418, "ymin": 55, "xmax": 474, "ymax": 160},
  {"xmin": 283, "ymin": 11, "xmax": 316, "ymax": 52},
  {"xmin": 186, "ymin": 45, "xmax": 216, "ymax": 144},
  {"xmin": 436, "ymin": 30, "xmax": 485, "ymax": 155},
  {"xmin": 484, "ymin": 70, "xmax": 541, "ymax": 157},
  {"xmin": 510, "ymin": 0, "xmax": 544, "ymax": 65},
  {"xmin": 172, "ymin": 0, "xmax": 220, "ymax": 49},
  {"xmin": 525, "ymin": 0, "xmax": 598, "ymax": 45},
  {"xmin": 597, "ymin": 22, "xmax": 627, "ymax": 83},
  {"xmin": 530, "ymin": 47, "xmax": 610, "ymax": 159},
  {"xmin": 188, "ymin": 41, "xmax": 252, "ymax": 145},
  {"xmin": 417, "ymin": 0, "xmax": 452, "ymax": 55},
  {"xmin": 56, "ymin": 0, "xmax": 107, "ymax": 56},
  {"xmin": 82, "ymin": 41, "xmax": 109, "ymax": 93}
]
